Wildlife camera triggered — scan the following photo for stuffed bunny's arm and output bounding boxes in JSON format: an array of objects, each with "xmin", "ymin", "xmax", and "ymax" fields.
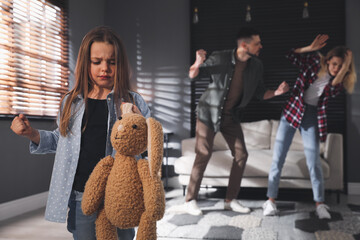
[{"xmin": 81, "ymin": 155, "xmax": 114, "ymax": 215}]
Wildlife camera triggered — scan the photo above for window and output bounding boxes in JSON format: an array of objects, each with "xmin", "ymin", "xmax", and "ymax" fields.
[{"xmin": 0, "ymin": 0, "xmax": 68, "ymax": 118}]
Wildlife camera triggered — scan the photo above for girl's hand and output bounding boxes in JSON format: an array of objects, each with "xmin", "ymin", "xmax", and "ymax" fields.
[
  {"xmin": 308, "ymin": 34, "xmax": 329, "ymax": 51},
  {"xmin": 121, "ymin": 103, "xmax": 141, "ymax": 116},
  {"xmin": 11, "ymin": 114, "xmax": 33, "ymax": 137},
  {"xmin": 10, "ymin": 114, "xmax": 39, "ymax": 143}
]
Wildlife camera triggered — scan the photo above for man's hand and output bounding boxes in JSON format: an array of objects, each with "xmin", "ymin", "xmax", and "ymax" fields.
[
  {"xmin": 263, "ymin": 81, "xmax": 290, "ymax": 100},
  {"xmin": 274, "ymin": 81, "xmax": 289, "ymax": 96},
  {"xmin": 194, "ymin": 49, "xmax": 207, "ymax": 67},
  {"xmin": 189, "ymin": 49, "xmax": 207, "ymax": 79}
]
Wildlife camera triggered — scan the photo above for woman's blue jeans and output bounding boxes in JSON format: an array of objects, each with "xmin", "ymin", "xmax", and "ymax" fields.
[
  {"xmin": 267, "ymin": 105, "xmax": 324, "ymax": 202},
  {"xmin": 67, "ymin": 191, "xmax": 135, "ymax": 240}
]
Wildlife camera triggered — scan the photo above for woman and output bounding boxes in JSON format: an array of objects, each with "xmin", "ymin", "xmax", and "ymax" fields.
[
  {"xmin": 10, "ymin": 26, "xmax": 150, "ymax": 239},
  {"xmin": 263, "ymin": 34, "xmax": 356, "ymax": 219}
]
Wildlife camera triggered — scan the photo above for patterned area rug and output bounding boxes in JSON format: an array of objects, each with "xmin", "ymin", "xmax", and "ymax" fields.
[{"xmin": 157, "ymin": 191, "xmax": 360, "ymax": 240}]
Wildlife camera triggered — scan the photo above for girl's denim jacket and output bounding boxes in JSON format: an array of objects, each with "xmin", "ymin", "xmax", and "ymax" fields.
[{"xmin": 30, "ymin": 91, "xmax": 150, "ymax": 222}]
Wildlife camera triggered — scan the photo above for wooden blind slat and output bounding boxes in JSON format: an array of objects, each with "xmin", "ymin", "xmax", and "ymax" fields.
[
  {"xmin": 0, "ymin": 78, "xmax": 68, "ymax": 92},
  {"xmin": 0, "ymin": 0, "xmax": 68, "ymax": 117}
]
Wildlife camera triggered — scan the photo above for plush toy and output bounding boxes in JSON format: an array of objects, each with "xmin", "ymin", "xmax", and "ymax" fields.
[{"xmin": 81, "ymin": 112, "xmax": 165, "ymax": 240}]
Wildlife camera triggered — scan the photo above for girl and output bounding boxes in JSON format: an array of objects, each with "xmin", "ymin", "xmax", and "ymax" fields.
[
  {"xmin": 263, "ymin": 34, "xmax": 356, "ymax": 219},
  {"xmin": 10, "ymin": 26, "xmax": 150, "ymax": 239}
]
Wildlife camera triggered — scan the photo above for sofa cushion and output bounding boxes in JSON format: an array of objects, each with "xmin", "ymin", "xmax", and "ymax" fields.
[
  {"xmin": 213, "ymin": 133, "xmax": 230, "ymax": 151},
  {"xmin": 270, "ymin": 120, "xmax": 304, "ymax": 151},
  {"xmin": 244, "ymin": 149, "xmax": 330, "ymax": 179},
  {"xmin": 181, "ymin": 134, "xmax": 232, "ymax": 153},
  {"xmin": 183, "ymin": 119, "xmax": 272, "ymax": 153},
  {"xmin": 270, "ymin": 120, "xmax": 325, "ymax": 154},
  {"xmin": 181, "ymin": 138, "xmax": 197, "ymax": 156},
  {"xmin": 175, "ymin": 151, "xmax": 234, "ymax": 177},
  {"xmin": 174, "ymin": 149, "xmax": 330, "ymax": 179},
  {"xmin": 241, "ymin": 120, "xmax": 272, "ymax": 150}
]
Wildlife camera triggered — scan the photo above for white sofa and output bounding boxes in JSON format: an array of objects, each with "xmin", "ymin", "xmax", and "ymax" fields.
[{"xmin": 174, "ymin": 119, "xmax": 343, "ymax": 194}]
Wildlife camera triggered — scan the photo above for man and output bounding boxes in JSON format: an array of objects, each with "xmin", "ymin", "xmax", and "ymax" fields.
[{"xmin": 179, "ymin": 27, "xmax": 289, "ymax": 215}]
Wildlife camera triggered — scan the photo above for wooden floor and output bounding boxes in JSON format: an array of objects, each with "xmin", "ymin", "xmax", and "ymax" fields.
[
  {"xmin": 0, "ymin": 188, "xmax": 359, "ymax": 240},
  {"xmin": 0, "ymin": 207, "xmax": 71, "ymax": 240}
]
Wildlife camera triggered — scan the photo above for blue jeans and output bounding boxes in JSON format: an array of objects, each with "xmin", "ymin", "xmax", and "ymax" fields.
[
  {"xmin": 267, "ymin": 105, "xmax": 324, "ymax": 202},
  {"xmin": 67, "ymin": 191, "xmax": 135, "ymax": 240}
]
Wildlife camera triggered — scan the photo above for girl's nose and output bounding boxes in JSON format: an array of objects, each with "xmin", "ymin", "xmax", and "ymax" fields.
[{"xmin": 101, "ymin": 62, "xmax": 111, "ymax": 72}]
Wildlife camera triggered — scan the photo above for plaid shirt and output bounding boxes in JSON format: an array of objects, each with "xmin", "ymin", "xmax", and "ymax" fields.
[{"xmin": 283, "ymin": 49, "xmax": 344, "ymax": 142}]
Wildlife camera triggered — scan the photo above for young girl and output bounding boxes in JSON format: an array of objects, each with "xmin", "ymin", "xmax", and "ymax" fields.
[
  {"xmin": 10, "ymin": 26, "xmax": 150, "ymax": 239},
  {"xmin": 263, "ymin": 34, "xmax": 356, "ymax": 219}
]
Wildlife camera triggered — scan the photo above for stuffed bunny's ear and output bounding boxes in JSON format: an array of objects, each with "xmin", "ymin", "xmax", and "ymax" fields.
[{"xmin": 146, "ymin": 118, "xmax": 163, "ymax": 177}]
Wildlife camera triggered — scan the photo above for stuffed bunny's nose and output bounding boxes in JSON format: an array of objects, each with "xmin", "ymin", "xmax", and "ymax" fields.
[{"xmin": 117, "ymin": 124, "xmax": 124, "ymax": 132}]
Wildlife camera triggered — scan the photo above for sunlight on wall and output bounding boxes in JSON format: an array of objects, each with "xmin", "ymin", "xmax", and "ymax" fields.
[
  {"xmin": 135, "ymin": 21, "xmax": 191, "ymax": 133},
  {"xmin": 131, "ymin": 14, "xmax": 191, "ymax": 164}
]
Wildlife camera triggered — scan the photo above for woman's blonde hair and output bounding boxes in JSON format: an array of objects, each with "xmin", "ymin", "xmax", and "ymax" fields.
[
  {"xmin": 318, "ymin": 46, "xmax": 357, "ymax": 93},
  {"xmin": 59, "ymin": 26, "xmax": 132, "ymax": 136}
]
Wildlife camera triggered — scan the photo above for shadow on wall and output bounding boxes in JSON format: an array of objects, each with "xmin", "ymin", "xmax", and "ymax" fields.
[
  {"xmin": 105, "ymin": 0, "xmax": 191, "ymax": 163},
  {"xmin": 133, "ymin": 17, "xmax": 191, "ymax": 161}
]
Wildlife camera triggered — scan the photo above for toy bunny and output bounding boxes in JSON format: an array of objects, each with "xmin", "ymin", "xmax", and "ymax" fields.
[{"xmin": 81, "ymin": 112, "xmax": 165, "ymax": 240}]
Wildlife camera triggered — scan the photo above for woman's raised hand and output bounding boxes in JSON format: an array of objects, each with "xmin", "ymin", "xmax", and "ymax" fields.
[
  {"xmin": 309, "ymin": 34, "xmax": 329, "ymax": 51},
  {"xmin": 342, "ymin": 50, "xmax": 353, "ymax": 71}
]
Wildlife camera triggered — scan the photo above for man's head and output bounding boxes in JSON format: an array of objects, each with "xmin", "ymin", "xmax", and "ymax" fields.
[{"xmin": 236, "ymin": 27, "xmax": 262, "ymax": 56}]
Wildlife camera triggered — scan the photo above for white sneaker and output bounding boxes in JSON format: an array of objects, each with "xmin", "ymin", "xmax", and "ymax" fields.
[
  {"xmin": 185, "ymin": 200, "xmax": 203, "ymax": 215},
  {"xmin": 167, "ymin": 200, "xmax": 203, "ymax": 215},
  {"xmin": 224, "ymin": 199, "xmax": 251, "ymax": 213},
  {"xmin": 263, "ymin": 200, "xmax": 277, "ymax": 216},
  {"xmin": 316, "ymin": 204, "xmax": 331, "ymax": 219}
]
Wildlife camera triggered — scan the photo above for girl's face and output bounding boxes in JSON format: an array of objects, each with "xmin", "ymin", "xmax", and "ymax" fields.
[
  {"xmin": 89, "ymin": 41, "xmax": 116, "ymax": 93},
  {"xmin": 327, "ymin": 56, "xmax": 343, "ymax": 77}
]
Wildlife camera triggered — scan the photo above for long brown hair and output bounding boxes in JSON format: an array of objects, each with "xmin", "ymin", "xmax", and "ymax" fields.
[
  {"xmin": 318, "ymin": 46, "xmax": 357, "ymax": 93},
  {"xmin": 59, "ymin": 26, "xmax": 132, "ymax": 136}
]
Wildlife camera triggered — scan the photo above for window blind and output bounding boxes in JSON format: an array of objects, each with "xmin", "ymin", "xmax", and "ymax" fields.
[{"xmin": 0, "ymin": 0, "xmax": 68, "ymax": 117}]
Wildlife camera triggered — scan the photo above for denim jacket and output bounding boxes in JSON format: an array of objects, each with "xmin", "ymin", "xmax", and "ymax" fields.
[
  {"xmin": 29, "ymin": 91, "xmax": 150, "ymax": 223},
  {"xmin": 194, "ymin": 49, "xmax": 266, "ymax": 132}
]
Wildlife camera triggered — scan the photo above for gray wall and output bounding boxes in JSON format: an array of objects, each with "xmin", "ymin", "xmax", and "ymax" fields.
[
  {"xmin": 346, "ymin": 0, "xmax": 360, "ymax": 184},
  {"xmin": 0, "ymin": 0, "xmax": 105, "ymax": 204},
  {"xmin": 104, "ymin": 0, "xmax": 191, "ymax": 162},
  {"xmin": 0, "ymin": 120, "xmax": 56, "ymax": 203},
  {"xmin": 68, "ymin": 0, "xmax": 105, "ymax": 89}
]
